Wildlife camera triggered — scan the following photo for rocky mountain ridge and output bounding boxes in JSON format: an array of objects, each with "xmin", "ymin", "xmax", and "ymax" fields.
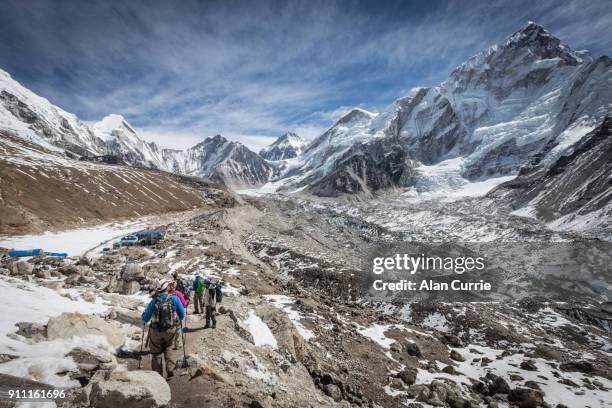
[
  {"xmin": 0, "ymin": 70, "xmax": 277, "ymax": 188},
  {"xmin": 1, "ymin": 22, "xmax": 611, "ymax": 231}
]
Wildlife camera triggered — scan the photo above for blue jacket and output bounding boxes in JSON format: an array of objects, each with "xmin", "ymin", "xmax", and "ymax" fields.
[{"xmin": 142, "ymin": 293, "xmax": 186, "ymax": 323}]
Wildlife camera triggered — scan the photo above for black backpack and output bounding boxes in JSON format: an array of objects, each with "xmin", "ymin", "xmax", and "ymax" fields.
[
  {"xmin": 176, "ymin": 279, "xmax": 190, "ymax": 300},
  {"xmin": 153, "ymin": 295, "xmax": 176, "ymax": 331},
  {"xmin": 215, "ymin": 284, "xmax": 223, "ymax": 303}
]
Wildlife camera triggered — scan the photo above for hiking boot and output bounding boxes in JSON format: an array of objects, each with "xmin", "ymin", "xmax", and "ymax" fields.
[
  {"xmin": 203, "ymin": 324, "xmax": 210, "ymax": 329},
  {"xmin": 212, "ymin": 323, "xmax": 216, "ymax": 329}
]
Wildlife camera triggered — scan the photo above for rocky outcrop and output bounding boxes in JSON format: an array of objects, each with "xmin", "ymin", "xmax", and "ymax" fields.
[
  {"xmin": 46, "ymin": 313, "xmax": 131, "ymax": 348},
  {"xmin": 306, "ymin": 137, "xmax": 417, "ymax": 197},
  {"xmin": 489, "ymin": 116, "xmax": 612, "ymax": 230},
  {"xmin": 81, "ymin": 370, "xmax": 171, "ymax": 408}
]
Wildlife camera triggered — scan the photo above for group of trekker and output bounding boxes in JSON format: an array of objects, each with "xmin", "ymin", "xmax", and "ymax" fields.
[{"xmin": 141, "ymin": 271, "xmax": 223, "ymax": 379}]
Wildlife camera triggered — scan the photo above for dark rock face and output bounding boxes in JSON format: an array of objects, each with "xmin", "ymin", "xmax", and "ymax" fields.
[
  {"xmin": 399, "ymin": 94, "xmax": 470, "ymax": 164},
  {"xmin": 307, "ymin": 137, "xmax": 416, "ymax": 197},
  {"xmin": 489, "ymin": 116, "xmax": 612, "ymax": 223}
]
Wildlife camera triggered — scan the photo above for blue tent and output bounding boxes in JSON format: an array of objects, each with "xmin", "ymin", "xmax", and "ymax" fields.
[{"xmin": 8, "ymin": 249, "xmax": 43, "ymax": 257}]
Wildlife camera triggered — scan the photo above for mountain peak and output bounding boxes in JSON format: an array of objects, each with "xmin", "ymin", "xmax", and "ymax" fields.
[
  {"xmin": 335, "ymin": 108, "xmax": 376, "ymax": 126},
  {"xmin": 260, "ymin": 132, "xmax": 305, "ymax": 161},
  {"xmin": 192, "ymin": 134, "xmax": 232, "ymax": 150},
  {"xmin": 93, "ymin": 114, "xmax": 136, "ymax": 137},
  {"xmin": 501, "ymin": 21, "xmax": 582, "ymax": 64}
]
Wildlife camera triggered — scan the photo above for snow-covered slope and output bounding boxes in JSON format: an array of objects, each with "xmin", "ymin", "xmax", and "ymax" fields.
[
  {"xmin": 259, "ymin": 132, "xmax": 305, "ymax": 161},
  {"xmin": 92, "ymin": 114, "xmax": 168, "ymax": 169},
  {"xmin": 0, "ymin": 69, "xmax": 104, "ymax": 156},
  {"xmin": 275, "ymin": 22, "xmax": 612, "ymax": 198},
  {"xmin": 489, "ymin": 116, "xmax": 612, "ymax": 234}
]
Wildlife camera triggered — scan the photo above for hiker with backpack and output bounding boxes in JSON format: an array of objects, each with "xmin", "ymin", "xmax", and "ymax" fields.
[
  {"xmin": 142, "ymin": 278, "xmax": 186, "ymax": 379},
  {"xmin": 192, "ymin": 274, "xmax": 205, "ymax": 314},
  {"xmin": 169, "ymin": 280, "xmax": 188, "ymax": 350},
  {"xmin": 202, "ymin": 276, "xmax": 223, "ymax": 329},
  {"xmin": 173, "ymin": 271, "xmax": 190, "ymax": 303}
]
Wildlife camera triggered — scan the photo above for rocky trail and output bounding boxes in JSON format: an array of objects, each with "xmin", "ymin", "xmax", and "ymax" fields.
[{"xmin": 0, "ymin": 195, "xmax": 611, "ymax": 408}]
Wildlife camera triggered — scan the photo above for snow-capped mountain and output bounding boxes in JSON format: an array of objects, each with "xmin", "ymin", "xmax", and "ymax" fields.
[
  {"xmin": 0, "ymin": 69, "xmax": 104, "ymax": 156},
  {"xmin": 259, "ymin": 132, "xmax": 305, "ymax": 161},
  {"xmin": 92, "ymin": 114, "xmax": 168, "ymax": 169},
  {"xmin": 0, "ymin": 69, "xmax": 271, "ymax": 187},
  {"xmin": 164, "ymin": 135, "xmax": 273, "ymax": 187},
  {"xmin": 277, "ymin": 22, "xmax": 612, "ymax": 199},
  {"xmin": 1, "ymin": 22, "xmax": 611, "ymax": 206}
]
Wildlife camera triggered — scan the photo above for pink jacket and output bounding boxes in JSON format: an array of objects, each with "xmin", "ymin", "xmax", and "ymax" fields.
[{"xmin": 171, "ymin": 290, "xmax": 188, "ymax": 307}]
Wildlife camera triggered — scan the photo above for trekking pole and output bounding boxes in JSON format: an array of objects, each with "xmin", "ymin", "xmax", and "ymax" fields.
[
  {"xmin": 181, "ymin": 320, "xmax": 188, "ymax": 363},
  {"xmin": 138, "ymin": 322, "xmax": 145, "ymax": 369},
  {"xmin": 180, "ymin": 319, "xmax": 193, "ymax": 376}
]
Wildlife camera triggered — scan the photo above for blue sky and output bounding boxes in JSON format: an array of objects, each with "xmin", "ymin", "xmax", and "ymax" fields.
[{"xmin": 1, "ymin": 0, "xmax": 611, "ymax": 151}]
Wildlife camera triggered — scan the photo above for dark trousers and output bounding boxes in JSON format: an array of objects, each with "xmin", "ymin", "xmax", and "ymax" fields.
[
  {"xmin": 148, "ymin": 327, "xmax": 178, "ymax": 377},
  {"xmin": 205, "ymin": 305, "xmax": 216, "ymax": 327}
]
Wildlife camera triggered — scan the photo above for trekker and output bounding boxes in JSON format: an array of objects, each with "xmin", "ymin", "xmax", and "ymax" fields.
[
  {"xmin": 170, "ymin": 281, "xmax": 188, "ymax": 350},
  {"xmin": 142, "ymin": 278, "xmax": 185, "ymax": 379},
  {"xmin": 173, "ymin": 271, "xmax": 190, "ymax": 303},
  {"xmin": 203, "ymin": 276, "xmax": 223, "ymax": 329},
  {"xmin": 192, "ymin": 274, "xmax": 205, "ymax": 314}
]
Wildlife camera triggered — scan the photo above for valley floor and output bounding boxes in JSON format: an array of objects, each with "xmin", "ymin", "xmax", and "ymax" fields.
[{"xmin": 0, "ymin": 194, "xmax": 610, "ymax": 407}]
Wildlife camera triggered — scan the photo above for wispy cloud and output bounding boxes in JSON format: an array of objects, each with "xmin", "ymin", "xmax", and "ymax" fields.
[{"xmin": 1, "ymin": 0, "xmax": 610, "ymax": 150}]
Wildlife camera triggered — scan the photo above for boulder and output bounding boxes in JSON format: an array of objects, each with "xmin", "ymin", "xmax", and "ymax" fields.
[
  {"xmin": 474, "ymin": 372, "xmax": 510, "ymax": 396},
  {"xmin": 450, "ymin": 350, "xmax": 465, "ymax": 362},
  {"xmin": 9, "ymin": 260, "xmax": 33, "ymax": 275},
  {"xmin": 508, "ymin": 388, "xmax": 545, "ymax": 408},
  {"xmin": 15, "ymin": 322, "xmax": 47, "ymax": 341},
  {"xmin": 63, "ymin": 265, "xmax": 92, "ymax": 276},
  {"xmin": 520, "ymin": 360, "xmax": 538, "ymax": 371},
  {"xmin": 106, "ymin": 275, "xmax": 141, "ymax": 295},
  {"xmin": 47, "ymin": 313, "xmax": 127, "ymax": 348},
  {"xmin": 67, "ymin": 346, "xmax": 117, "ymax": 383},
  {"xmin": 390, "ymin": 342, "xmax": 403, "ymax": 353},
  {"xmin": 107, "ymin": 309, "xmax": 142, "ymax": 326},
  {"xmin": 106, "ymin": 274, "xmax": 123, "ymax": 293},
  {"xmin": 145, "ymin": 262, "xmax": 170, "ymax": 275},
  {"xmin": 559, "ymin": 360, "xmax": 593, "ymax": 373},
  {"xmin": 122, "ymin": 263, "xmax": 145, "ymax": 282},
  {"xmin": 404, "ymin": 342, "xmax": 422, "ymax": 357},
  {"xmin": 82, "ymin": 291, "xmax": 97, "ymax": 303},
  {"xmin": 35, "ymin": 269, "xmax": 52, "ymax": 279},
  {"xmin": 122, "ymin": 280, "xmax": 141, "ymax": 295},
  {"xmin": 324, "ymin": 383, "xmax": 342, "ymax": 402},
  {"xmin": 82, "ymin": 369, "xmax": 170, "ymax": 408},
  {"xmin": 397, "ymin": 367, "xmax": 418, "ymax": 385}
]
